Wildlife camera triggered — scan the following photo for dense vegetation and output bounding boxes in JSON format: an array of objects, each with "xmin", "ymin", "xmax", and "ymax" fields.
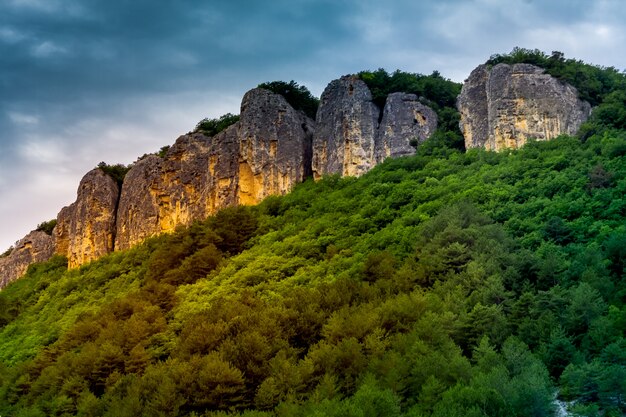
[
  {"xmin": 195, "ymin": 113, "xmax": 241, "ymax": 137},
  {"xmin": 358, "ymin": 69, "xmax": 464, "ymax": 151},
  {"xmin": 257, "ymin": 80, "xmax": 320, "ymax": 120},
  {"xmin": 0, "ymin": 52, "xmax": 625, "ymax": 416},
  {"xmin": 0, "ymin": 128, "xmax": 624, "ymax": 415}
]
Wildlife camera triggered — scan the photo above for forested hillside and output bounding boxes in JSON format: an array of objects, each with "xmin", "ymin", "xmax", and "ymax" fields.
[{"xmin": 0, "ymin": 51, "xmax": 625, "ymax": 416}]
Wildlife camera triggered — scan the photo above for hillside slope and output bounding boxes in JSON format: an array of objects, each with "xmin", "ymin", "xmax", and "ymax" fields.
[{"xmin": 0, "ymin": 130, "xmax": 624, "ymax": 416}]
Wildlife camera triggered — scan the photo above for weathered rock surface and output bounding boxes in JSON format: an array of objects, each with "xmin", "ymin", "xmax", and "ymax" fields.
[
  {"xmin": 55, "ymin": 168, "xmax": 119, "ymax": 268},
  {"xmin": 376, "ymin": 92, "xmax": 438, "ymax": 163},
  {"xmin": 312, "ymin": 76, "xmax": 380, "ymax": 179},
  {"xmin": 2, "ymin": 75, "xmax": 443, "ymax": 282},
  {"xmin": 0, "ymin": 231, "xmax": 55, "ymax": 288},
  {"xmin": 115, "ymin": 135, "xmax": 212, "ymax": 251},
  {"xmin": 313, "ymin": 77, "xmax": 438, "ymax": 177},
  {"xmin": 237, "ymin": 88, "xmax": 314, "ymax": 204},
  {"xmin": 115, "ymin": 88, "xmax": 314, "ymax": 250},
  {"xmin": 458, "ymin": 63, "xmax": 591, "ymax": 151}
]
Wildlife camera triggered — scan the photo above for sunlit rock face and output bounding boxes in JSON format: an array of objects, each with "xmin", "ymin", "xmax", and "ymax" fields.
[
  {"xmin": 236, "ymin": 88, "xmax": 314, "ymax": 205},
  {"xmin": 55, "ymin": 168, "xmax": 119, "ymax": 268},
  {"xmin": 458, "ymin": 63, "xmax": 591, "ymax": 151},
  {"xmin": 115, "ymin": 88, "xmax": 314, "ymax": 251},
  {"xmin": 313, "ymin": 76, "xmax": 437, "ymax": 178},
  {"xmin": 114, "ymin": 136, "xmax": 213, "ymax": 251},
  {"xmin": 0, "ymin": 230, "xmax": 55, "ymax": 288},
  {"xmin": 2, "ymin": 75, "xmax": 444, "ymax": 280}
]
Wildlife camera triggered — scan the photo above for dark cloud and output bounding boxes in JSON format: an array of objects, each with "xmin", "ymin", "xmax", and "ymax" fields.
[{"xmin": 1, "ymin": 0, "xmax": 625, "ymax": 250}]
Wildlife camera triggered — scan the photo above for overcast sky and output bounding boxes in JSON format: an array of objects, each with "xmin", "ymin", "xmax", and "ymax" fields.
[{"xmin": 1, "ymin": 0, "xmax": 625, "ymax": 251}]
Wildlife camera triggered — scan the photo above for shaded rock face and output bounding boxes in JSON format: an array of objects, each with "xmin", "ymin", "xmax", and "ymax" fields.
[
  {"xmin": 458, "ymin": 63, "xmax": 591, "ymax": 151},
  {"xmin": 0, "ymin": 231, "xmax": 55, "ymax": 288},
  {"xmin": 376, "ymin": 92, "xmax": 438, "ymax": 163},
  {"xmin": 115, "ymin": 88, "xmax": 314, "ymax": 250},
  {"xmin": 55, "ymin": 168, "xmax": 119, "ymax": 268},
  {"xmin": 313, "ymin": 77, "xmax": 437, "ymax": 177}
]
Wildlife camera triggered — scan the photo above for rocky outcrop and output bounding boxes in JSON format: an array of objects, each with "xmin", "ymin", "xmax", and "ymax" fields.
[
  {"xmin": 376, "ymin": 92, "xmax": 438, "ymax": 163},
  {"xmin": 1, "ymin": 75, "xmax": 442, "ymax": 285},
  {"xmin": 458, "ymin": 63, "xmax": 591, "ymax": 151},
  {"xmin": 312, "ymin": 76, "xmax": 379, "ymax": 179},
  {"xmin": 313, "ymin": 76, "xmax": 437, "ymax": 178},
  {"xmin": 236, "ymin": 88, "xmax": 314, "ymax": 204},
  {"xmin": 55, "ymin": 168, "xmax": 119, "ymax": 268},
  {"xmin": 115, "ymin": 88, "xmax": 314, "ymax": 250},
  {"xmin": 0, "ymin": 230, "xmax": 55, "ymax": 288},
  {"xmin": 115, "ymin": 136, "xmax": 213, "ymax": 250}
]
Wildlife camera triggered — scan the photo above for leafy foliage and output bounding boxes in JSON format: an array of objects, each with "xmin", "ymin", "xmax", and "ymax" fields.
[
  {"xmin": 195, "ymin": 113, "xmax": 240, "ymax": 136},
  {"xmin": 97, "ymin": 162, "xmax": 131, "ymax": 187},
  {"xmin": 1, "ymin": 54, "xmax": 626, "ymax": 415},
  {"xmin": 257, "ymin": 80, "xmax": 320, "ymax": 120},
  {"xmin": 35, "ymin": 219, "xmax": 57, "ymax": 236}
]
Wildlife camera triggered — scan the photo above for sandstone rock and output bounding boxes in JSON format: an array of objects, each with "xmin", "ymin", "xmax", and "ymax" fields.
[
  {"xmin": 458, "ymin": 63, "xmax": 591, "ymax": 151},
  {"xmin": 55, "ymin": 168, "xmax": 119, "ymax": 268},
  {"xmin": 376, "ymin": 92, "xmax": 438, "ymax": 163},
  {"xmin": 115, "ymin": 135, "xmax": 212, "ymax": 251},
  {"xmin": 0, "ymin": 230, "xmax": 55, "ymax": 288},
  {"xmin": 237, "ymin": 88, "xmax": 314, "ymax": 204},
  {"xmin": 115, "ymin": 88, "xmax": 314, "ymax": 250},
  {"xmin": 312, "ymin": 75, "xmax": 380, "ymax": 178}
]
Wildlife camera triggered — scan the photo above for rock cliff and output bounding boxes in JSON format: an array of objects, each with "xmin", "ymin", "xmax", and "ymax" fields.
[
  {"xmin": 458, "ymin": 63, "xmax": 591, "ymax": 151},
  {"xmin": 312, "ymin": 76, "xmax": 379, "ymax": 178},
  {"xmin": 55, "ymin": 168, "xmax": 119, "ymax": 268},
  {"xmin": 5, "ymin": 63, "xmax": 593, "ymax": 287},
  {"xmin": 376, "ymin": 92, "xmax": 438, "ymax": 163},
  {"xmin": 0, "ymin": 230, "xmax": 55, "ymax": 288},
  {"xmin": 115, "ymin": 135, "xmax": 212, "ymax": 250},
  {"xmin": 312, "ymin": 76, "xmax": 438, "ymax": 178},
  {"xmin": 115, "ymin": 87, "xmax": 314, "ymax": 250}
]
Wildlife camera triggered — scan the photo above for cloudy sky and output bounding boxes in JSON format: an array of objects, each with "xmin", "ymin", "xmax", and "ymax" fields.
[{"xmin": 1, "ymin": 0, "xmax": 625, "ymax": 251}]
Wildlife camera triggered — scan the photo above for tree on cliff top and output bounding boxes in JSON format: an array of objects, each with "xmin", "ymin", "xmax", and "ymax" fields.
[
  {"xmin": 195, "ymin": 113, "xmax": 240, "ymax": 137},
  {"xmin": 257, "ymin": 80, "xmax": 320, "ymax": 120}
]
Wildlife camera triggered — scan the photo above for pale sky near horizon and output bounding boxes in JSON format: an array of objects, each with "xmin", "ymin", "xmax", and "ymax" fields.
[{"xmin": 1, "ymin": 0, "xmax": 625, "ymax": 251}]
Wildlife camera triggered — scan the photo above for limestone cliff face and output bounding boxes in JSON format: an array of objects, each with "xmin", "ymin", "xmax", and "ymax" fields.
[
  {"xmin": 312, "ymin": 76, "xmax": 379, "ymax": 179},
  {"xmin": 115, "ymin": 135, "xmax": 212, "ymax": 251},
  {"xmin": 0, "ymin": 231, "xmax": 55, "ymax": 288},
  {"xmin": 376, "ymin": 92, "xmax": 438, "ymax": 163},
  {"xmin": 115, "ymin": 88, "xmax": 314, "ymax": 250},
  {"xmin": 237, "ymin": 88, "xmax": 314, "ymax": 204},
  {"xmin": 458, "ymin": 63, "xmax": 591, "ymax": 151},
  {"xmin": 55, "ymin": 168, "xmax": 119, "ymax": 268},
  {"xmin": 313, "ymin": 76, "xmax": 438, "ymax": 177}
]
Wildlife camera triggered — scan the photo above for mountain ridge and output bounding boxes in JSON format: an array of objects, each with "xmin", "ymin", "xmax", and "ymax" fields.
[{"xmin": 0, "ymin": 54, "xmax": 599, "ymax": 287}]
